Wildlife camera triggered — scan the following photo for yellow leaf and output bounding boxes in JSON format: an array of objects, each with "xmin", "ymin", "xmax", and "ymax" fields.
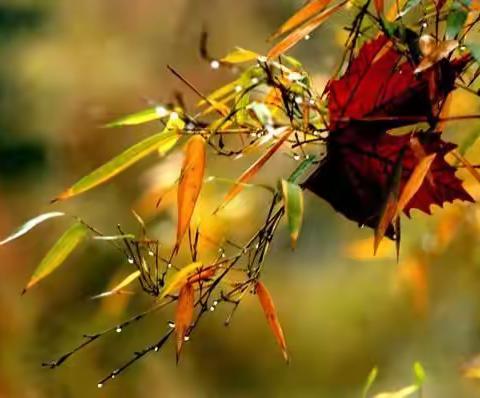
[
  {"xmin": 23, "ymin": 222, "xmax": 88, "ymax": 293},
  {"xmin": 215, "ymin": 128, "xmax": 293, "ymax": 213},
  {"xmin": 269, "ymin": 0, "xmax": 332, "ymax": 41},
  {"xmin": 255, "ymin": 281, "xmax": 289, "ymax": 362},
  {"xmin": 175, "ymin": 282, "xmax": 194, "ymax": 361},
  {"xmin": 220, "ymin": 47, "xmax": 259, "ymax": 64},
  {"xmin": 267, "ymin": 0, "xmax": 347, "ymax": 59},
  {"xmin": 374, "ymin": 385, "xmax": 419, "ymax": 398},
  {"xmin": 175, "ymin": 135, "xmax": 206, "ymax": 254},
  {"xmin": 159, "ymin": 261, "xmax": 204, "ymax": 300},
  {"xmin": 91, "ymin": 270, "xmax": 141, "ymax": 299}
]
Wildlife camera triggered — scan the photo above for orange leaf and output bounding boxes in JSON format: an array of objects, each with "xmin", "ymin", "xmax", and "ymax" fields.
[
  {"xmin": 269, "ymin": 0, "xmax": 332, "ymax": 41},
  {"xmin": 215, "ymin": 128, "xmax": 293, "ymax": 213},
  {"xmin": 255, "ymin": 281, "xmax": 288, "ymax": 362},
  {"xmin": 267, "ymin": 0, "xmax": 347, "ymax": 59},
  {"xmin": 175, "ymin": 282, "xmax": 194, "ymax": 361},
  {"xmin": 395, "ymin": 154, "xmax": 436, "ymax": 219},
  {"xmin": 187, "ymin": 265, "xmax": 217, "ymax": 284},
  {"xmin": 374, "ymin": 0, "xmax": 384, "ymax": 14},
  {"xmin": 175, "ymin": 135, "xmax": 206, "ymax": 254}
]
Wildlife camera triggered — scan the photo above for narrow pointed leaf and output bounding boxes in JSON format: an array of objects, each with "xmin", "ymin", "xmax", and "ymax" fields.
[
  {"xmin": 91, "ymin": 270, "xmax": 141, "ymax": 299},
  {"xmin": 413, "ymin": 361, "xmax": 426, "ymax": 387},
  {"xmin": 375, "ymin": 0, "xmax": 384, "ymax": 14},
  {"xmin": 24, "ymin": 222, "xmax": 88, "ymax": 293},
  {"xmin": 255, "ymin": 281, "xmax": 289, "ymax": 362},
  {"xmin": 175, "ymin": 135, "xmax": 206, "ymax": 254},
  {"xmin": 175, "ymin": 282, "xmax": 194, "ymax": 361},
  {"xmin": 105, "ymin": 106, "xmax": 170, "ymax": 128},
  {"xmin": 159, "ymin": 262, "xmax": 204, "ymax": 299},
  {"xmin": 0, "ymin": 212, "xmax": 65, "ymax": 245},
  {"xmin": 215, "ymin": 128, "xmax": 293, "ymax": 212},
  {"xmin": 220, "ymin": 47, "xmax": 259, "ymax": 64},
  {"xmin": 269, "ymin": 0, "xmax": 332, "ymax": 41},
  {"xmin": 394, "ymin": 154, "xmax": 436, "ymax": 220},
  {"xmin": 54, "ymin": 129, "xmax": 179, "ymax": 202},
  {"xmin": 281, "ymin": 179, "xmax": 304, "ymax": 249},
  {"xmin": 374, "ymin": 385, "xmax": 419, "ymax": 398},
  {"xmin": 267, "ymin": 0, "xmax": 347, "ymax": 59},
  {"xmin": 362, "ymin": 367, "xmax": 379, "ymax": 398},
  {"xmin": 451, "ymin": 150, "xmax": 480, "ymax": 185}
]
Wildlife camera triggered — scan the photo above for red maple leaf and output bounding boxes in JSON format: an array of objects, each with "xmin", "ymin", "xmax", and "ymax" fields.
[
  {"xmin": 327, "ymin": 35, "xmax": 467, "ymax": 132},
  {"xmin": 305, "ymin": 36, "xmax": 473, "ymax": 237}
]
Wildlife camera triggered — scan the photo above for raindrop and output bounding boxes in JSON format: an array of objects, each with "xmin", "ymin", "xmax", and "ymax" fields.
[
  {"xmin": 210, "ymin": 60, "xmax": 220, "ymax": 69},
  {"xmin": 251, "ymin": 77, "xmax": 259, "ymax": 85},
  {"xmin": 308, "ymin": 98, "xmax": 316, "ymax": 105},
  {"xmin": 97, "ymin": 383, "xmax": 103, "ymax": 389},
  {"xmin": 167, "ymin": 263, "xmax": 172, "ymax": 269},
  {"xmin": 148, "ymin": 250, "xmax": 155, "ymax": 257},
  {"xmin": 213, "ymin": 300, "xmax": 219, "ymax": 306},
  {"xmin": 116, "ymin": 326, "xmax": 122, "ymax": 333},
  {"xmin": 155, "ymin": 106, "xmax": 169, "ymax": 118},
  {"xmin": 209, "ymin": 306, "xmax": 215, "ymax": 312},
  {"xmin": 127, "ymin": 257, "xmax": 134, "ymax": 264},
  {"xmin": 295, "ymin": 96, "xmax": 303, "ymax": 104},
  {"xmin": 168, "ymin": 321, "xmax": 176, "ymax": 328},
  {"xmin": 154, "ymin": 346, "xmax": 159, "ymax": 352},
  {"xmin": 184, "ymin": 335, "xmax": 190, "ymax": 342},
  {"xmin": 422, "ymin": 22, "xmax": 427, "ymax": 28},
  {"xmin": 304, "ymin": 34, "xmax": 311, "ymax": 41},
  {"xmin": 235, "ymin": 85, "xmax": 243, "ymax": 93},
  {"xmin": 293, "ymin": 153, "xmax": 301, "ymax": 161}
]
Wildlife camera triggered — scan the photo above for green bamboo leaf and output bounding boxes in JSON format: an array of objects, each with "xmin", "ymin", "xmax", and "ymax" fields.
[
  {"xmin": 446, "ymin": 2, "xmax": 468, "ymax": 39},
  {"xmin": 281, "ymin": 179, "xmax": 304, "ymax": 249},
  {"xmin": 374, "ymin": 385, "xmax": 418, "ymax": 398},
  {"xmin": 220, "ymin": 47, "xmax": 259, "ymax": 64},
  {"xmin": 362, "ymin": 366, "xmax": 378, "ymax": 398},
  {"xmin": 54, "ymin": 127, "xmax": 180, "ymax": 202},
  {"xmin": 105, "ymin": 106, "xmax": 170, "ymax": 127},
  {"xmin": 0, "ymin": 211, "xmax": 65, "ymax": 245},
  {"xmin": 287, "ymin": 155, "xmax": 317, "ymax": 183},
  {"xmin": 23, "ymin": 222, "xmax": 88, "ymax": 293},
  {"xmin": 413, "ymin": 361, "xmax": 426, "ymax": 387},
  {"xmin": 459, "ymin": 128, "xmax": 480, "ymax": 154}
]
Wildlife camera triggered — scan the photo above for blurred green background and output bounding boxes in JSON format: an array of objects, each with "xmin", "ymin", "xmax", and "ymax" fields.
[{"xmin": 1, "ymin": 0, "xmax": 480, "ymax": 397}]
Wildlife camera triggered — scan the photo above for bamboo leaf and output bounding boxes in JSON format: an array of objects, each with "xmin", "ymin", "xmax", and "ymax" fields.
[
  {"xmin": 215, "ymin": 128, "xmax": 293, "ymax": 213},
  {"xmin": 269, "ymin": 0, "xmax": 332, "ymax": 41},
  {"xmin": 175, "ymin": 282, "xmax": 194, "ymax": 361},
  {"xmin": 446, "ymin": 2, "xmax": 468, "ymax": 39},
  {"xmin": 267, "ymin": 0, "xmax": 347, "ymax": 59},
  {"xmin": 394, "ymin": 154, "xmax": 436, "ymax": 219},
  {"xmin": 175, "ymin": 135, "xmax": 206, "ymax": 254},
  {"xmin": 53, "ymin": 128, "xmax": 179, "ymax": 202},
  {"xmin": 159, "ymin": 261, "xmax": 204, "ymax": 299},
  {"xmin": 281, "ymin": 179, "xmax": 304, "ymax": 249},
  {"xmin": 0, "ymin": 212, "xmax": 65, "ymax": 245},
  {"xmin": 23, "ymin": 222, "xmax": 88, "ymax": 293},
  {"xmin": 413, "ymin": 361, "xmax": 426, "ymax": 387},
  {"xmin": 255, "ymin": 281, "xmax": 289, "ymax": 362},
  {"xmin": 375, "ymin": 0, "xmax": 384, "ymax": 14},
  {"xmin": 220, "ymin": 47, "xmax": 259, "ymax": 64},
  {"xmin": 374, "ymin": 385, "xmax": 419, "ymax": 398},
  {"xmin": 362, "ymin": 367, "xmax": 379, "ymax": 398},
  {"xmin": 91, "ymin": 270, "xmax": 141, "ymax": 299},
  {"xmin": 105, "ymin": 106, "xmax": 170, "ymax": 128}
]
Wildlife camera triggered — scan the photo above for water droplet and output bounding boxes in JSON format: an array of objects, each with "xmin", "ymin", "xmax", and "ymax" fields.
[
  {"xmin": 255, "ymin": 243, "xmax": 260, "ymax": 249},
  {"xmin": 309, "ymin": 98, "xmax": 316, "ymax": 105},
  {"xmin": 460, "ymin": 45, "xmax": 467, "ymax": 52},
  {"xmin": 221, "ymin": 252, "xmax": 226, "ymax": 258},
  {"xmin": 295, "ymin": 96, "xmax": 303, "ymax": 104},
  {"xmin": 116, "ymin": 326, "xmax": 122, "ymax": 333},
  {"xmin": 251, "ymin": 77, "xmax": 259, "ymax": 85},
  {"xmin": 148, "ymin": 250, "xmax": 155, "ymax": 257},
  {"xmin": 111, "ymin": 375, "xmax": 116, "ymax": 379},
  {"xmin": 183, "ymin": 335, "xmax": 190, "ymax": 342},
  {"xmin": 210, "ymin": 60, "xmax": 220, "ymax": 69},
  {"xmin": 422, "ymin": 22, "xmax": 427, "ymax": 28},
  {"xmin": 209, "ymin": 306, "xmax": 215, "ymax": 312},
  {"xmin": 213, "ymin": 300, "xmax": 218, "ymax": 306},
  {"xmin": 97, "ymin": 383, "xmax": 103, "ymax": 389},
  {"xmin": 127, "ymin": 257, "xmax": 134, "ymax": 264},
  {"xmin": 154, "ymin": 346, "xmax": 159, "ymax": 352},
  {"xmin": 155, "ymin": 106, "xmax": 169, "ymax": 118},
  {"xmin": 304, "ymin": 34, "xmax": 311, "ymax": 40},
  {"xmin": 235, "ymin": 85, "xmax": 243, "ymax": 93},
  {"xmin": 167, "ymin": 263, "xmax": 172, "ymax": 269},
  {"xmin": 360, "ymin": 224, "xmax": 365, "ymax": 229},
  {"xmin": 293, "ymin": 154, "xmax": 301, "ymax": 161},
  {"xmin": 168, "ymin": 321, "xmax": 175, "ymax": 328}
]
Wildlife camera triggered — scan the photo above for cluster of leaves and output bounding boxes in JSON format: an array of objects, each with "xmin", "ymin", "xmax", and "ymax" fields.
[{"xmin": 2, "ymin": 0, "xmax": 480, "ymax": 389}]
